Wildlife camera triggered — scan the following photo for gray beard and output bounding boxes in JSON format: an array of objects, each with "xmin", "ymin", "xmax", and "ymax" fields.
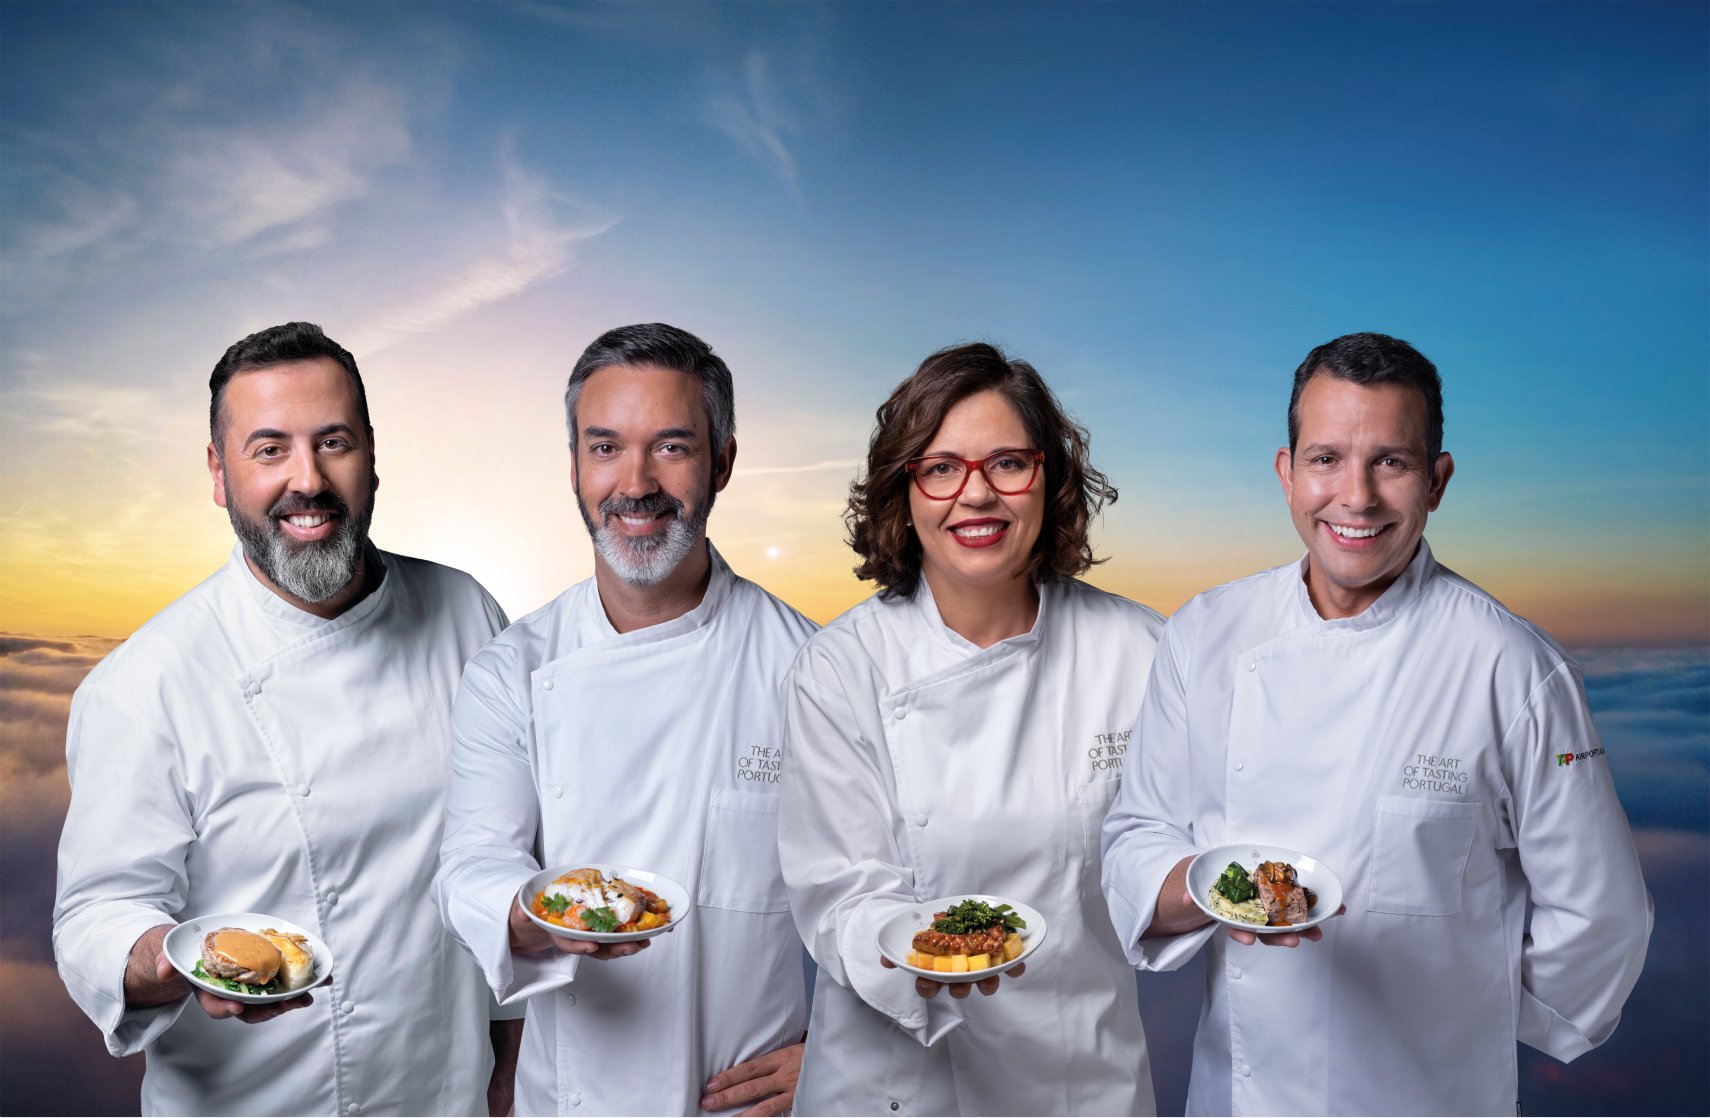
[
  {"xmin": 227, "ymin": 486, "xmax": 373, "ymax": 604},
  {"xmin": 578, "ymin": 488, "xmax": 709, "ymax": 588}
]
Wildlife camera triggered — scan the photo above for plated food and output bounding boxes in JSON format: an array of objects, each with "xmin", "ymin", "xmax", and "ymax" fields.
[
  {"xmin": 1187, "ymin": 844, "xmax": 1345, "ymax": 936},
  {"xmin": 164, "ymin": 912, "xmax": 334, "ymax": 1004},
  {"xmin": 877, "ymin": 895, "xmax": 1047, "ymax": 982},
  {"xmin": 517, "ymin": 863, "xmax": 691, "ymax": 943}
]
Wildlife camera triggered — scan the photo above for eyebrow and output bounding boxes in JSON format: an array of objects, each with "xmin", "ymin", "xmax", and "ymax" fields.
[
  {"xmin": 241, "ymin": 423, "xmax": 358, "ymax": 449},
  {"xmin": 581, "ymin": 426, "xmax": 700, "ymax": 442},
  {"xmin": 1298, "ymin": 441, "xmax": 1420, "ymax": 457},
  {"xmin": 920, "ymin": 444, "xmax": 1028, "ymax": 459}
]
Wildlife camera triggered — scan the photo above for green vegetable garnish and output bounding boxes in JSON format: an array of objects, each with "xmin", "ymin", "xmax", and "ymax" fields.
[
  {"xmin": 192, "ymin": 960, "xmax": 275, "ymax": 996},
  {"xmin": 542, "ymin": 893, "xmax": 571, "ymax": 915},
  {"xmin": 931, "ymin": 899, "xmax": 1027, "ymax": 935},
  {"xmin": 1213, "ymin": 862, "xmax": 1257, "ymax": 904},
  {"xmin": 581, "ymin": 906, "xmax": 621, "ymax": 933}
]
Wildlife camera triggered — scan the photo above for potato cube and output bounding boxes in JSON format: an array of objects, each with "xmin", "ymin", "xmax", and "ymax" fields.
[
  {"xmin": 1004, "ymin": 933, "xmax": 1023, "ymax": 962},
  {"xmin": 948, "ymin": 954, "xmax": 969, "ymax": 973},
  {"xmin": 967, "ymin": 953, "xmax": 991, "ymax": 971},
  {"xmin": 933, "ymin": 955, "xmax": 954, "ymax": 973}
]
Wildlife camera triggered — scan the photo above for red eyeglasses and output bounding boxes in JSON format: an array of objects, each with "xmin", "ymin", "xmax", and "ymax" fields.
[{"xmin": 905, "ymin": 449, "xmax": 1045, "ymax": 500}]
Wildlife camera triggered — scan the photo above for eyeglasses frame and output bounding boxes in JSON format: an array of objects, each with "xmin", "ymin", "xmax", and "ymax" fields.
[{"xmin": 904, "ymin": 448, "xmax": 1046, "ymax": 501}]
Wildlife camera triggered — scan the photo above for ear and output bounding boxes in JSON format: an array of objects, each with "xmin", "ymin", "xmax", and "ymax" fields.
[
  {"xmin": 1273, "ymin": 446, "xmax": 1294, "ymax": 503},
  {"xmin": 712, "ymin": 437, "xmax": 737, "ymax": 494},
  {"xmin": 208, "ymin": 442, "xmax": 229, "ymax": 509},
  {"xmin": 366, "ymin": 425, "xmax": 378, "ymax": 494},
  {"xmin": 1426, "ymin": 451, "xmax": 1454, "ymax": 512}
]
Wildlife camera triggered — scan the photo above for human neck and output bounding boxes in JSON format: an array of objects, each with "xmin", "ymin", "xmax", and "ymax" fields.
[
  {"xmin": 594, "ymin": 540, "xmax": 714, "ymax": 634},
  {"xmin": 922, "ymin": 566, "xmax": 1039, "ymax": 649},
  {"xmin": 244, "ymin": 546, "xmax": 380, "ymax": 620}
]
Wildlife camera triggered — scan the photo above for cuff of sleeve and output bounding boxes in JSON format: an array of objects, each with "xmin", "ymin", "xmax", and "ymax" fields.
[
  {"xmin": 1519, "ymin": 992, "xmax": 1599, "ymax": 1062},
  {"xmin": 107, "ymin": 1000, "xmax": 188, "ymax": 1058},
  {"xmin": 56, "ymin": 907, "xmax": 184, "ymax": 1057},
  {"xmin": 437, "ymin": 857, "xmax": 570, "ymax": 1003},
  {"xmin": 840, "ymin": 899, "xmax": 964, "ymax": 1047},
  {"xmin": 1132, "ymin": 923, "xmax": 1216, "ymax": 972},
  {"xmin": 1103, "ymin": 843, "xmax": 1199, "ymax": 971}
]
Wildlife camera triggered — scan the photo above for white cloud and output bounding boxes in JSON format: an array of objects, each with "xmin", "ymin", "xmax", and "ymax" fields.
[
  {"xmin": 349, "ymin": 142, "xmax": 616, "ymax": 355},
  {"xmin": 736, "ymin": 459, "xmax": 858, "ymax": 477},
  {"xmin": 707, "ymin": 52, "xmax": 802, "ymax": 198}
]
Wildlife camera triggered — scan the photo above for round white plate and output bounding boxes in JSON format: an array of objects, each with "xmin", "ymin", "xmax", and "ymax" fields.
[
  {"xmin": 518, "ymin": 864, "xmax": 691, "ymax": 943},
  {"xmin": 876, "ymin": 895, "xmax": 1046, "ymax": 982},
  {"xmin": 1188, "ymin": 844, "xmax": 1344, "ymax": 935},
  {"xmin": 165, "ymin": 912, "xmax": 333, "ymax": 1004}
]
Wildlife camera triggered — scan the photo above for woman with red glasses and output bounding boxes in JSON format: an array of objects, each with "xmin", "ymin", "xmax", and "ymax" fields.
[{"xmin": 777, "ymin": 342, "xmax": 1165, "ymax": 1115}]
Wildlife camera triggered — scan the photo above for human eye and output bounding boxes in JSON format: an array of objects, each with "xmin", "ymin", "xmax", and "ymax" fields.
[
  {"xmin": 988, "ymin": 453, "xmax": 1029, "ymax": 475},
  {"xmin": 657, "ymin": 442, "xmax": 689, "ymax": 458},
  {"xmin": 1378, "ymin": 455, "xmax": 1410, "ymax": 470},
  {"xmin": 588, "ymin": 442, "xmax": 617, "ymax": 458},
  {"xmin": 254, "ymin": 443, "xmax": 286, "ymax": 460},
  {"xmin": 921, "ymin": 459, "xmax": 959, "ymax": 478},
  {"xmin": 319, "ymin": 436, "xmax": 351, "ymax": 453}
]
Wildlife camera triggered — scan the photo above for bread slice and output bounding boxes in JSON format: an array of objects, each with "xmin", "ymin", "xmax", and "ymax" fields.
[{"xmin": 260, "ymin": 929, "xmax": 315, "ymax": 991}]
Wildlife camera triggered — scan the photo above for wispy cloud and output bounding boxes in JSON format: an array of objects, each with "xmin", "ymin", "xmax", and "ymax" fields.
[
  {"xmin": 707, "ymin": 52, "xmax": 802, "ymax": 198},
  {"xmin": 736, "ymin": 459, "xmax": 858, "ymax": 477},
  {"xmin": 349, "ymin": 140, "xmax": 616, "ymax": 355}
]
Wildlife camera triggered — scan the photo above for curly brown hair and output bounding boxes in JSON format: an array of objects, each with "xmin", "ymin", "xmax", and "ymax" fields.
[{"xmin": 846, "ymin": 342, "xmax": 1117, "ymax": 599}]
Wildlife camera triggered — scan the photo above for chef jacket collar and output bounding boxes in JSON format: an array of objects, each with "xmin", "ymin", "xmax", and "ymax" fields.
[
  {"xmin": 586, "ymin": 540, "xmax": 738, "ymax": 646},
  {"xmin": 229, "ymin": 540, "xmax": 391, "ymax": 634},
  {"xmin": 1291, "ymin": 536, "xmax": 1437, "ymax": 633},
  {"xmin": 911, "ymin": 572, "xmax": 1050, "ymax": 655}
]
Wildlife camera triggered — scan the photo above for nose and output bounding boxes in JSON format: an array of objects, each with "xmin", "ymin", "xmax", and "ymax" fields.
[
  {"xmin": 619, "ymin": 448, "xmax": 658, "ymax": 498},
  {"xmin": 288, "ymin": 441, "xmax": 327, "ymax": 495},
  {"xmin": 1341, "ymin": 464, "xmax": 1376, "ymax": 510},
  {"xmin": 959, "ymin": 463, "xmax": 998, "ymax": 506}
]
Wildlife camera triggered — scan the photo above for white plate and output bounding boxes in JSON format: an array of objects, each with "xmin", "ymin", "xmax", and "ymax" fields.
[
  {"xmin": 165, "ymin": 912, "xmax": 333, "ymax": 1004},
  {"xmin": 876, "ymin": 895, "xmax": 1046, "ymax": 982},
  {"xmin": 1188, "ymin": 844, "xmax": 1344, "ymax": 935},
  {"xmin": 518, "ymin": 864, "xmax": 691, "ymax": 943}
]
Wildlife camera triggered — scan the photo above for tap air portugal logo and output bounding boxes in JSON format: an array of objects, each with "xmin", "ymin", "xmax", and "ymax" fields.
[{"xmin": 1556, "ymin": 746, "xmax": 1607, "ymax": 767}]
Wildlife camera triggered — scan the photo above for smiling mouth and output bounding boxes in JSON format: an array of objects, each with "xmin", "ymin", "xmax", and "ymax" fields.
[
  {"xmin": 949, "ymin": 520, "xmax": 1009, "ymax": 548},
  {"xmin": 284, "ymin": 514, "xmax": 332, "ymax": 529},
  {"xmin": 1325, "ymin": 522, "xmax": 1388, "ymax": 540}
]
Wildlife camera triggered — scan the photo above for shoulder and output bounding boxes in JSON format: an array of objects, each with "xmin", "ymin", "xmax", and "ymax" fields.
[
  {"xmin": 726, "ymin": 572, "xmax": 819, "ymax": 647},
  {"xmin": 1421, "ymin": 561, "xmax": 1576, "ymax": 675},
  {"xmin": 1165, "ymin": 561, "xmax": 1296, "ymax": 641},
  {"xmin": 380, "ymin": 550, "xmax": 499, "ymax": 613},
  {"xmin": 1049, "ymin": 578, "xmax": 1166, "ymax": 638},
  {"xmin": 76, "ymin": 565, "xmax": 239, "ymax": 702},
  {"xmin": 786, "ymin": 593, "xmax": 893, "ymax": 688}
]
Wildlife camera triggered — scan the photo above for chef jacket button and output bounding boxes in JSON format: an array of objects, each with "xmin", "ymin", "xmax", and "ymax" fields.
[
  {"xmin": 565, "ymin": 993, "xmax": 576, "ymax": 1006},
  {"xmin": 1246, "ymin": 661, "xmax": 1257, "ymax": 672},
  {"xmin": 1240, "ymin": 1064, "xmax": 1251, "ymax": 1077},
  {"xmin": 890, "ymin": 1104, "xmax": 900, "ymax": 1112},
  {"xmin": 543, "ymin": 680, "xmax": 555, "ymax": 691},
  {"xmin": 569, "ymin": 1094, "xmax": 582, "ymax": 1107},
  {"xmin": 341, "ymin": 999, "xmax": 355, "ymax": 1015},
  {"xmin": 913, "ymin": 813, "xmax": 928, "ymax": 827},
  {"xmin": 325, "ymin": 890, "xmax": 339, "ymax": 906},
  {"xmin": 296, "ymin": 782, "xmax": 311, "ymax": 797},
  {"xmin": 894, "ymin": 706, "xmax": 907, "ymax": 719},
  {"xmin": 345, "ymin": 1105, "xmax": 361, "ymax": 1115},
  {"xmin": 1230, "ymin": 966, "xmax": 1242, "ymax": 979},
  {"xmin": 551, "ymin": 785, "xmax": 564, "ymax": 798},
  {"xmin": 1233, "ymin": 761, "xmax": 1244, "ymax": 772}
]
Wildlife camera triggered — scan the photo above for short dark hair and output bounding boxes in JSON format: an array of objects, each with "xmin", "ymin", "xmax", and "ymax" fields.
[
  {"xmin": 847, "ymin": 341, "xmax": 1116, "ymax": 600},
  {"xmin": 209, "ymin": 322, "xmax": 367, "ymax": 451},
  {"xmin": 1288, "ymin": 332, "xmax": 1444, "ymax": 461},
  {"xmin": 564, "ymin": 323, "xmax": 735, "ymax": 452}
]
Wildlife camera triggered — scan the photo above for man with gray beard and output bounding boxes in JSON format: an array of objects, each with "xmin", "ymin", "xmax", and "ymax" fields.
[
  {"xmin": 435, "ymin": 323, "xmax": 816, "ymax": 1116},
  {"xmin": 54, "ymin": 322, "xmax": 521, "ymax": 1115}
]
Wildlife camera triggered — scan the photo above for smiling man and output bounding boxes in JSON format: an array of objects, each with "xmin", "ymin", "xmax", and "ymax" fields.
[
  {"xmin": 1101, "ymin": 332, "xmax": 1652, "ymax": 1114},
  {"xmin": 53, "ymin": 322, "xmax": 518, "ymax": 1115},
  {"xmin": 433, "ymin": 323, "xmax": 816, "ymax": 1116}
]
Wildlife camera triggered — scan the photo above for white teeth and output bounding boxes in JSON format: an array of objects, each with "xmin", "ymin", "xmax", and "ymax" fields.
[
  {"xmin": 619, "ymin": 516, "xmax": 655, "ymax": 527},
  {"xmin": 952, "ymin": 524, "xmax": 1002, "ymax": 538},
  {"xmin": 1328, "ymin": 523, "xmax": 1383, "ymax": 539},
  {"xmin": 286, "ymin": 515, "xmax": 329, "ymax": 528}
]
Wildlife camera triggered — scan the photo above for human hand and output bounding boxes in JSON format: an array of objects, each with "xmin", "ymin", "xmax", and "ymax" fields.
[
  {"xmin": 507, "ymin": 897, "xmax": 651, "ymax": 961},
  {"xmin": 1224, "ymin": 904, "xmax": 1346, "ymax": 948},
  {"xmin": 153, "ymin": 949, "xmax": 315, "ymax": 1023},
  {"xmin": 881, "ymin": 953, "xmax": 1026, "ymax": 1000},
  {"xmin": 700, "ymin": 1041, "xmax": 802, "ymax": 1115}
]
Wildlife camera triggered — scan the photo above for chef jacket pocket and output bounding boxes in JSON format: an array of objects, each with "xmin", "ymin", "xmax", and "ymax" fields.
[
  {"xmin": 696, "ymin": 785, "xmax": 790, "ymax": 913},
  {"xmin": 1366, "ymin": 795, "xmax": 1482, "ymax": 916},
  {"xmin": 1077, "ymin": 779, "xmax": 1123, "ymax": 868}
]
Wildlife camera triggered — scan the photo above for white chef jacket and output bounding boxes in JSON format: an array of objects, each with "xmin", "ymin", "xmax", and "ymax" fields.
[
  {"xmin": 433, "ymin": 544, "xmax": 816, "ymax": 1117},
  {"xmin": 779, "ymin": 576, "xmax": 1165, "ymax": 1116},
  {"xmin": 53, "ymin": 544, "xmax": 508, "ymax": 1117},
  {"xmin": 1101, "ymin": 540, "xmax": 1653, "ymax": 1116}
]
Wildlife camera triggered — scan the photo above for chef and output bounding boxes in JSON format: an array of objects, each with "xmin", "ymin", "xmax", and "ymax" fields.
[
  {"xmin": 779, "ymin": 342, "xmax": 1164, "ymax": 1115},
  {"xmin": 53, "ymin": 322, "xmax": 518, "ymax": 1115},
  {"xmin": 433, "ymin": 323, "xmax": 816, "ymax": 1116},
  {"xmin": 1101, "ymin": 332, "xmax": 1653, "ymax": 1115}
]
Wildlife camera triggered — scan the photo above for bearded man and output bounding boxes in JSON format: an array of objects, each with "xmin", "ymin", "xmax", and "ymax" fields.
[
  {"xmin": 434, "ymin": 322, "xmax": 815, "ymax": 1116},
  {"xmin": 53, "ymin": 322, "xmax": 520, "ymax": 1115}
]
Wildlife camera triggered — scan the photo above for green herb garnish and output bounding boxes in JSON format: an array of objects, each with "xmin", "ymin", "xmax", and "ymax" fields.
[
  {"xmin": 192, "ymin": 959, "xmax": 274, "ymax": 996},
  {"xmin": 931, "ymin": 900, "xmax": 1026, "ymax": 935},
  {"xmin": 1213, "ymin": 862, "xmax": 1257, "ymax": 904},
  {"xmin": 542, "ymin": 892, "xmax": 571, "ymax": 915},
  {"xmin": 581, "ymin": 906, "xmax": 621, "ymax": 933}
]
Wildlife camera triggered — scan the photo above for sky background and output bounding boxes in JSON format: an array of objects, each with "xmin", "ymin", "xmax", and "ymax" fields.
[{"xmin": 1, "ymin": 1, "xmax": 1705, "ymax": 1114}]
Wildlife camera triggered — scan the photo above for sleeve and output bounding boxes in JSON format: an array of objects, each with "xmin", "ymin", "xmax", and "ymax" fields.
[
  {"xmin": 776, "ymin": 653, "xmax": 965, "ymax": 1046},
  {"xmin": 1100, "ymin": 616, "xmax": 1216, "ymax": 971},
  {"xmin": 1502, "ymin": 662, "xmax": 1652, "ymax": 1061},
  {"xmin": 433, "ymin": 651, "xmax": 577, "ymax": 1006},
  {"xmin": 52, "ymin": 676, "xmax": 194, "ymax": 1056}
]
